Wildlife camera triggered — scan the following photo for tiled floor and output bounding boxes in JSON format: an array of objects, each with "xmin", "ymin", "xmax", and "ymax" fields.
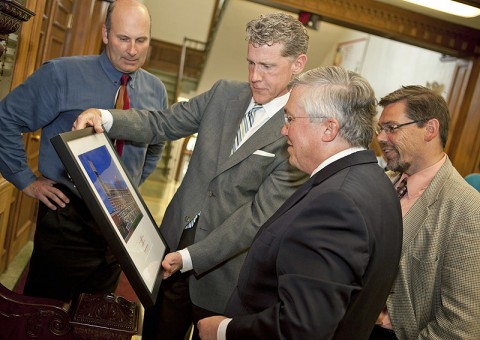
[
  {"xmin": 139, "ymin": 165, "xmax": 180, "ymax": 225},
  {"xmin": 0, "ymin": 241, "xmax": 33, "ymax": 291},
  {"xmin": 0, "ymin": 164, "xmax": 179, "ymax": 339}
]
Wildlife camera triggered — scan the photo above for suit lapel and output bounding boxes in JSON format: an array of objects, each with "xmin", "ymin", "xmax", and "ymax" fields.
[
  {"xmin": 218, "ymin": 88, "xmax": 252, "ymax": 164},
  {"xmin": 217, "ymin": 109, "xmax": 285, "ymax": 175},
  {"xmin": 400, "ymin": 158, "xmax": 452, "ymax": 258}
]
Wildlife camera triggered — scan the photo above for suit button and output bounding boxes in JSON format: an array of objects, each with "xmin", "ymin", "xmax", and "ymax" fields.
[{"xmin": 184, "ymin": 216, "xmax": 191, "ymax": 222}]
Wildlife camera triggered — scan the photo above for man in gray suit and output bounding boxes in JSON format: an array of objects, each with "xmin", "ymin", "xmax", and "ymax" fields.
[
  {"xmin": 371, "ymin": 86, "xmax": 480, "ymax": 339},
  {"xmin": 74, "ymin": 13, "xmax": 309, "ymax": 340},
  {"xmin": 197, "ymin": 66, "xmax": 403, "ymax": 340}
]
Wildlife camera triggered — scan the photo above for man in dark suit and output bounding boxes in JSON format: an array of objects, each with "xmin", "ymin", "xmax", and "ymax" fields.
[
  {"xmin": 73, "ymin": 13, "xmax": 309, "ymax": 339},
  {"xmin": 197, "ymin": 66, "xmax": 403, "ymax": 340}
]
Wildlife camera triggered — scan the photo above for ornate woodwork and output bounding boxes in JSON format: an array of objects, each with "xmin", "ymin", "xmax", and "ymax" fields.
[
  {"xmin": 0, "ymin": 0, "xmax": 34, "ymax": 57},
  {"xmin": 0, "ymin": 283, "xmax": 139, "ymax": 339}
]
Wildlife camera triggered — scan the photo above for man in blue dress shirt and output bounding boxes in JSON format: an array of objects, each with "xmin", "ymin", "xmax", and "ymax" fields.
[{"xmin": 0, "ymin": 0, "xmax": 167, "ymax": 302}]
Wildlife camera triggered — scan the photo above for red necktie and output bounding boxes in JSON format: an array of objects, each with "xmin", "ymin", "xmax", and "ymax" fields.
[{"xmin": 114, "ymin": 74, "xmax": 130, "ymax": 156}]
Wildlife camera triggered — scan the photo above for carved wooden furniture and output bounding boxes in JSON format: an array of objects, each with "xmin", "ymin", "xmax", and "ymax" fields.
[
  {"xmin": 0, "ymin": 282, "xmax": 140, "ymax": 339},
  {"xmin": 0, "ymin": 0, "xmax": 34, "ymax": 57}
]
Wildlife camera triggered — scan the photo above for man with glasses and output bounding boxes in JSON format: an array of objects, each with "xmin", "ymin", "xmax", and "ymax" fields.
[
  {"xmin": 198, "ymin": 66, "xmax": 403, "ymax": 339},
  {"xmin": 73, "ymin": 12, "xmax": 308, "ymax": 339},
  {"xmin": 371, "ymin": 85, "xmax": 480, "ymax": 339}
]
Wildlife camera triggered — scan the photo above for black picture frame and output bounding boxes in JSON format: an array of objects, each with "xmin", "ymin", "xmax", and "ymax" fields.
[{"xmin": 51, "ymin": 127, "xmax": 166, "ymax": 307}]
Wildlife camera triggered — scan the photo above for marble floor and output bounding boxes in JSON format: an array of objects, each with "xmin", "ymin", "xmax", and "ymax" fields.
[{"xmin": 138, "ymin": 164, "xmax": 180, "ymax": 226}]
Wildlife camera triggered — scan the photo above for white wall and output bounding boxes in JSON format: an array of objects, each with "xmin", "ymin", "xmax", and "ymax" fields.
[
  {"xmin": 196, "ymin": 0, "xmax": 358, "ymax": 93},
  {"xmin": 143, "ymin": 0, "xmax": 215, "ymax": 45},
  {"xmin": 144, "ymin": 0, "xmax": 457, "ymax": 102},
  {"xmin": 362, "ymin": 36, "xmax": 456, "ymax": 100}
]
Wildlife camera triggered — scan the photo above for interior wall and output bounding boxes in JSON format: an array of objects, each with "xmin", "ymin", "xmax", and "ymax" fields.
[
  {"xmin": 196, "ymin": 0, "xmax": 337, "ymax": 93},
  {"xmin": 143, "ymin": 0, "xmax": 215, "ymax": 45},
  {"xmin": 141, "ymin": 0, "xmax": 457, "ymax": 104},
  {"xmin": 195, "ymin": 0, "xmax": 456, "ymax": 103},
  {"xmin": 362, "ymin": 36, "xmax": 456, "ymax": 100}
]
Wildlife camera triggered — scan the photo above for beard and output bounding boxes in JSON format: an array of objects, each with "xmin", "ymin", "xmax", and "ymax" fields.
[{"xmin": 380, "ymin": 142, "xmax": 410, "ymax": 173}]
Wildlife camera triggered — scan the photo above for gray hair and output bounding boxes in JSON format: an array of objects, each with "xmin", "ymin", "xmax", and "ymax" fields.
[
  {"xmin": 289, "ymin": 66, "xmax": 377, "ymax": 148},
  {"xmin": 379, "ymin": 85, "xmax": 450, "ymax": 148},
  {"xmin": 246, "ymin": 12, "xmax": 309, "ymax": 58}
]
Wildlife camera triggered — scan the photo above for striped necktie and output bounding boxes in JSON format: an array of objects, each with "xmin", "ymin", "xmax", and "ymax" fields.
[
  {"xmin": 113, "ymin": 74, "xmax": 131, "ymax": 156},
  {"xmin": 231, "ymin": 104, "xmax": 262, "ymax": 154}
]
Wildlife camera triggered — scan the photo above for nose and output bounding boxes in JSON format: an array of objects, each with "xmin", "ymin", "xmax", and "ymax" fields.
[
  {"xmin": 281, "ymin": 123, "xmax": 288, "ymax": 136},
  {"xmin": 126, "ymin": 40, "xmax": 137, "ymax": 56},
  {"xmin": 249, "ymin": 65, "xmax": 261, "ymax": 83},
  {"xmin": 376, "ymin": 130, "xmax": 387, "ymax": 143}
]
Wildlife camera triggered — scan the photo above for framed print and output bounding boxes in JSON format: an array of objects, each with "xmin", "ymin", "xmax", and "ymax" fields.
[
  {"xmin": 333, "ymin": 37, "xmax": 369, "ymax": 74},
  {"xmin": 51, "ymin": 127, "xmax": 166, "ymax": 307}
]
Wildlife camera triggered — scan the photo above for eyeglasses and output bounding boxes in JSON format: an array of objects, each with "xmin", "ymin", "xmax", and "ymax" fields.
[
  {"xmin": 284, "ymin": 114, "xmax": 328, "ymax": 125},
  {"xmin": 376, "ymin": 119, "xmax": 428, "ymax": 135}
]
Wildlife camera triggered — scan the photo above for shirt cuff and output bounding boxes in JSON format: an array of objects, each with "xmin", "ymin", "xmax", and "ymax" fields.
[
  {"xmin": 178, "ymin": 248, "xmax": 193, "ymax": 272},
  {"xmin": 99, "ymin": 109, "xmax": 113, "ymax": 132},
  {"xmin": 217, "ymin": 318, "xmax": 232, "ymax": 340}
]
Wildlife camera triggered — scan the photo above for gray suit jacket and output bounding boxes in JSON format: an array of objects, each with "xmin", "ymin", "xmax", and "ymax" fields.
[
  {"xmin": 109, "ymin": 80, "xmax": 307, "ymax": 312},
  {"xmin": 388, "ymin": 157, "xmax": 480, "ymax": 339}
]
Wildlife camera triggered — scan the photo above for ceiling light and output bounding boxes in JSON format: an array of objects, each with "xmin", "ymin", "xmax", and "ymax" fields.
[{"xmin": 402, "ymin": 0, "xmax": 480, "ymax": 17}]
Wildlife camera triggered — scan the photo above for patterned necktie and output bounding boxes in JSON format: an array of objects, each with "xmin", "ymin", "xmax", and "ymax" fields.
[
  {"xmin": 396, "ymin": 176, "xmax": 408, "ymax": 199},
  {"xmin": 231, "ymin": 104, "xmax": 262, "ymax": 154},
  {"xmin": 113, "ymin": 74, "xmax": 131, "ymax": 156}
]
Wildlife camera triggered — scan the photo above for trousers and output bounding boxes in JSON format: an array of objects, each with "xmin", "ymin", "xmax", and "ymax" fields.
[
  {"xmin": 370, "ymin": 325, "xmax": 398, "ymax": 340},
  {"xmin": 23, "ymin": 185, "xmax": 121, "ymax": 302}
]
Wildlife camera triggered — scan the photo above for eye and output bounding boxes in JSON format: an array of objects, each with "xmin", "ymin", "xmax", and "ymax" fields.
[{"xmin": 386, "ymin": 125, "xmax": 396, "ymax": 133}]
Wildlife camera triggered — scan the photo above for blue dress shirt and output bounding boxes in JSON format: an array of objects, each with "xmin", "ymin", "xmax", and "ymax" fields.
[{"xmin": 0, "ymin": 51, "xmax": 168, "ymax": 194}]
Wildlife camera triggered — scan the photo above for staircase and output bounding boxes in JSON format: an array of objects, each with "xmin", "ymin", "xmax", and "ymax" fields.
[
  {"xmin": 143, "ymin": 38, "xmax": 206, "ymax": 105},
  {"xmin": 143, "ymin": 0, "xmax": 228, "ymax": 104}
]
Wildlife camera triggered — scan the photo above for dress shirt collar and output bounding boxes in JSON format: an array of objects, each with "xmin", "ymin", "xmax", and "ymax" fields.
[
  {"xmin": 401, "ymin": 153, "xmax": 446, "ymax": 202},
  {"xmin": 248, "ymin": 91, "xmax": 290, "ymax": 119},
  {"xmin": 311, "ymin": 147, "xmax": 367, "ymax": 177},
  {"xmin": 99, "ymin": 50, "xmax": 137, "ymax": 88}
]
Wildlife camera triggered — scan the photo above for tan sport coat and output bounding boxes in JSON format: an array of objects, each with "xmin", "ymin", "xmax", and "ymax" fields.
[{"xmin": 388, "ymin": 157, "xmax": 480, "ymax": 339}]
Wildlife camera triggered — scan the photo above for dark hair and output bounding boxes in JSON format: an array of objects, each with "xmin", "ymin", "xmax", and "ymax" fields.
[
  {"xmin": 379, "ymin": 85, "xmax": 450, "ymax": 147},
  {"xmin": 105, "ymin": 1, "xmax": 116, "ymax": 34}
]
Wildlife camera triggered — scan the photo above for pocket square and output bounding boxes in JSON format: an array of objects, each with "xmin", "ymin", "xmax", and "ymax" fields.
[{"xmin": 253, "ymin": 150, "xmax": 275, "ymax": 157}]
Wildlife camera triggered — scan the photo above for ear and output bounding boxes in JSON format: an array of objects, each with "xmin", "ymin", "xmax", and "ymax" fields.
[
  {"xmin": 102, "ymin": 24, "xmax": 108, "ymax": 45},
  {"xmin": 424, "ymin": 118, "xmax": 439, "ymax": 142},
  {"xmin": 291, "ymin": 54, "xmax": 307, "ymax": 76},
  {"xmin": 321, "ymin": 118, "xmax": 340, "ymax": 142}
]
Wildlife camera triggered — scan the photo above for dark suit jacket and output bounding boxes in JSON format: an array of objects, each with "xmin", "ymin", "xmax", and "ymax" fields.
[
  {"xmin": 109, "ymin": 80, "xmax": 307, "ymax": 312},
  {"xmin": 225, "ymin": 151, "xmax": 403, "ymax": 339}
]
